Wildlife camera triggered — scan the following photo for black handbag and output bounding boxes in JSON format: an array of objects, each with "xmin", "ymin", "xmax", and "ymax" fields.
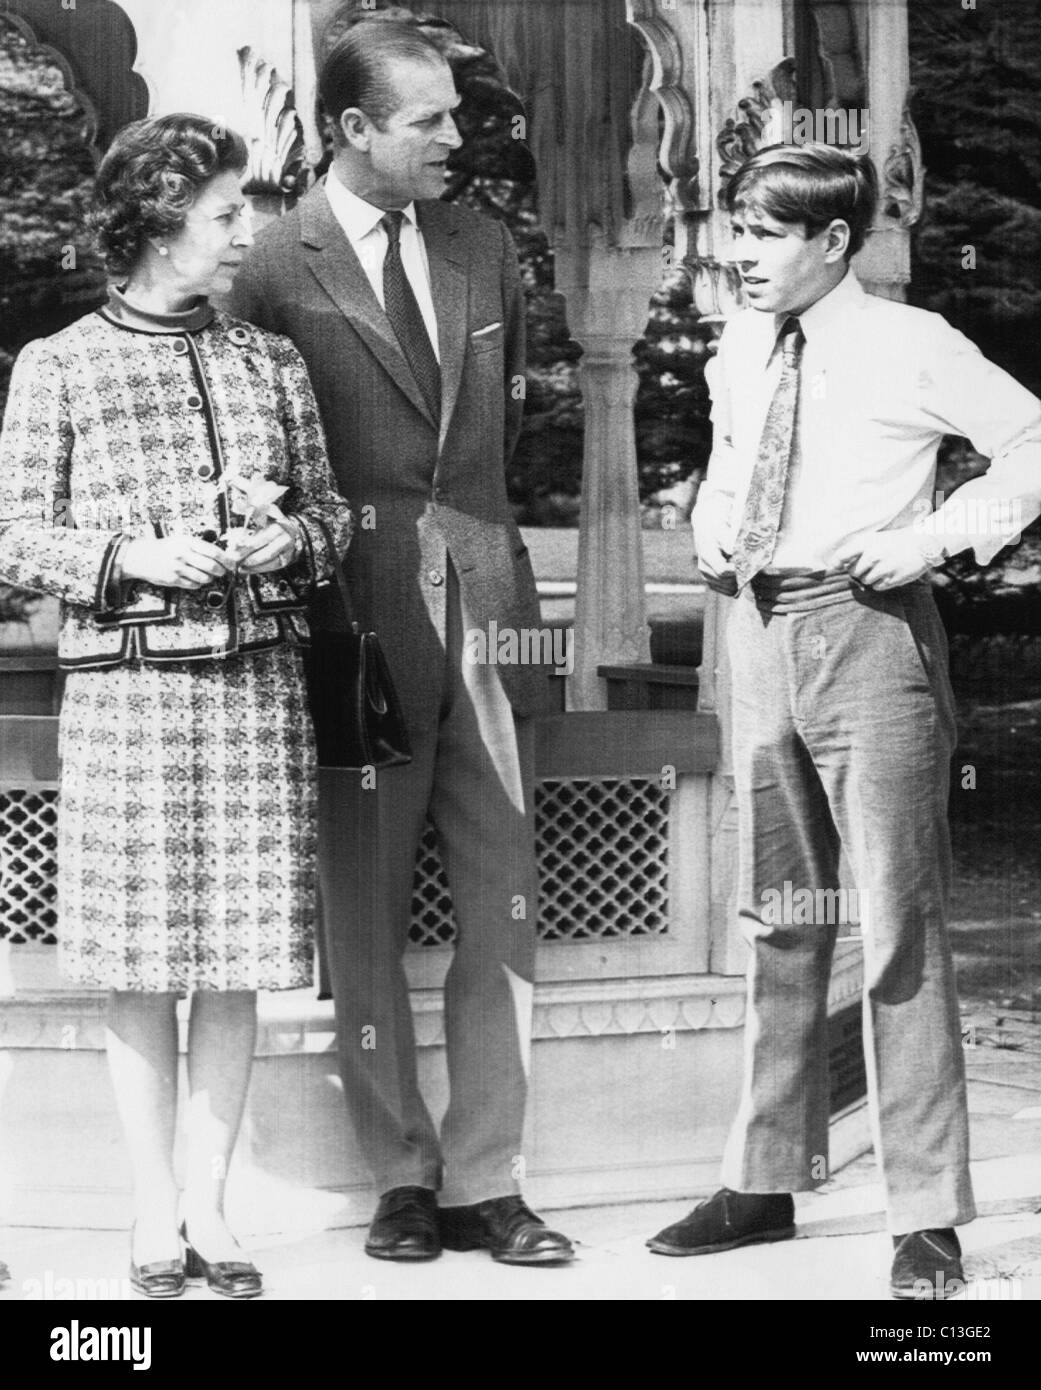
[{"xmin": 304, "ymin": 519, "xmax": 412, "ymax": 770}]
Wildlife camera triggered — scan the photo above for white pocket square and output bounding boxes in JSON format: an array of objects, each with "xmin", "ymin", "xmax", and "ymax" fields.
[{"xmin": 470, "ymin": 322, "xmax": 502, "ymax": 337}]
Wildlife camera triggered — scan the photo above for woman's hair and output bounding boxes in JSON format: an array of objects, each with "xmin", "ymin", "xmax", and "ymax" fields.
[
  {"xmin": 319, "ymin": 12, "xmax": 447, "ymax": 139},
  {"xmin": 725, "ymin": 143, "xmax": 879, "ymax": 259},
  {"xmin": 90, "ymin": 113, "xmax": 248, "ymax": 275}
]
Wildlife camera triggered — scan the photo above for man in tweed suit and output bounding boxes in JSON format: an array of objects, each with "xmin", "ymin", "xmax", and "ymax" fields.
[{"xmin": 231, "ymin": 14, "xmax": 573, "ymax": 1264}]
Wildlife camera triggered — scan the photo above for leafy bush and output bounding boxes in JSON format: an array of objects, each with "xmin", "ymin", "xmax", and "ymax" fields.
[{"xmin": 910, "ymin": 0, "xmax": 1041, "ymax": 602}]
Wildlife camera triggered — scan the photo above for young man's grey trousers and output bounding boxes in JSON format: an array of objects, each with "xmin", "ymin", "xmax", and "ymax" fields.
[{"xmin": 720, "ymin": 578, "xmax": 976, "ymax": 1234}]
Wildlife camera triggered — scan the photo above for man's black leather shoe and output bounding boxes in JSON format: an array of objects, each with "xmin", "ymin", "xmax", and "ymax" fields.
[
  {"xmin": 439, "ymin": 1196, "xmax": 575, "ymax": 1265},
  {"xmin": 890, "ymin": 1228, "xmax": 964, "ymax": 1299},
  {"xmin": 364, "ymin": 1186, "xmax": 441, "ymax": 1262},
  {"xmin": 647, "ymin": 1187, "xmax": 796, "ymax": 1255}
]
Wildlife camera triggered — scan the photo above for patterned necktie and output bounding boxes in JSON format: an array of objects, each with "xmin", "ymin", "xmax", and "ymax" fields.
[
  {"xmin": 730, "ymin": 315, "xmax": 805, "ymax": 590},
  {"xmin": 381, "ymin": 210, "xmax": 441, "ymax": 424}
]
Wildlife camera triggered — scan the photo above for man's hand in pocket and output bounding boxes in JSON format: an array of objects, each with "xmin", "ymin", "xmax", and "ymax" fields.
[{"xmin": 694, "ymin": 532, "xmax": 738, "ymax": 597}]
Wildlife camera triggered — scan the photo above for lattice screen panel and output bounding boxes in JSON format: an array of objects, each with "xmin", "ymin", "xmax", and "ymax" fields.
[
  {"xmin": 408, "ymin": 778, "xmax": 670, "ymax": 946},
  {"xmin": 0, "ymin": 780, "xmax": 671, "ymax": 949},
  {"xmin": 0, "ymin": 791, "xmax": 58, "ymax": 944}
]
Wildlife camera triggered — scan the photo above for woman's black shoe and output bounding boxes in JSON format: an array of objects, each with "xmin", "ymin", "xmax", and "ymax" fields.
[{"xmin": 180, "ymin": 1223, "xmax": 262, "ymax": 1300}]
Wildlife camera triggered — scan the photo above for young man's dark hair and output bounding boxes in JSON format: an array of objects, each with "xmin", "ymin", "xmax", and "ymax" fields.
[
  {"xmin": 725, "ymin": 142, "xmax": 879, "ymax": 259},
  {"xmin": 319, "ymin": 13, "xmax": 446, "ymax": 136}
]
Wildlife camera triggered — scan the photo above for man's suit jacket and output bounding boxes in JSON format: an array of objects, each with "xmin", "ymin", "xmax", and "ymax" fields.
[{"xmin": 229, "ymin": 180, "xmax": 551, "ymax": 732}]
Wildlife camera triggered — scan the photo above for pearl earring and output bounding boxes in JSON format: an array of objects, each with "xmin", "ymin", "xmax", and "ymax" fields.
[{"xmin": 158, "ymin": 246, "xmax": 169, "ymax": 257}]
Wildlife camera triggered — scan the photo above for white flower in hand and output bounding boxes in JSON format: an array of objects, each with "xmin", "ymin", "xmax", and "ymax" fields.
[{"xmin": 221, "ymin": 471, "xmax": 289, "ymax": 565}]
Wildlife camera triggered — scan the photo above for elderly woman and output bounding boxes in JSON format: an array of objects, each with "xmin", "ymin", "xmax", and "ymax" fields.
[{"xmin": 0, "ymin": 114, "xmax": 353, "ymax": 1298}]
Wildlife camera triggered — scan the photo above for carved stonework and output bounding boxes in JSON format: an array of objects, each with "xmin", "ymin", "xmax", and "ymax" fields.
[
  {"xmin": 408, "ymin": 975, "xmax": 749, "ymax": 1049},
  {"xmin": 686, "ymin": 255, "xmax": 745, "ymax": 326},
  {"xmin": 237, "ymin": 46, "xmax": 307, "ymax": 201},
  {"xmin": 882, "ymin": 92, "xmax": 925, "ymax": 228},
  {"xmin": 715, "ymin": 58, "xmax": 797, "ymax": 208},
  {"xmin": 626, "ymin": 2, "xmax": 702, "ymax": 215},
  {"xmin": 402, "ymin": 940, "xmax": 863, "ymax": 1046}
]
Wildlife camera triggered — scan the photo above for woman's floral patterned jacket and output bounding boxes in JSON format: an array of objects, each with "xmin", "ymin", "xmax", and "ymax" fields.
[{"xmin": 0, "ymin": 295, "xmax": 354, "ymax": 668}]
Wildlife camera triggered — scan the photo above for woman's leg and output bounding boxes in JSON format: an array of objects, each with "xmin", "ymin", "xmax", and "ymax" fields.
[
  {"xmin": 180, "ymin": 989, "xmax": 257, "ymax": 1259},
  {"xmin": 106, "ymin": 990, "xmax": 181, "ymax": 1263}
]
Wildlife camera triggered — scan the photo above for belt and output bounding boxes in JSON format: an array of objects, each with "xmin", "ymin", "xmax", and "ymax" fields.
[
  {"xmin": 748, "ymin": 570, "xmax": 931, "ymax": 614},
  {"xmin": 749, "ymin": 569, "xmax": 855, "ymax": 613}
]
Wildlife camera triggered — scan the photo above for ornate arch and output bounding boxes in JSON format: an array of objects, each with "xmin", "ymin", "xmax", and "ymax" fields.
[
  {"xmin": 625, "ymin": 0, "xmax": 702, "ymax": 216},
  {"xmin": 0, "ymin": 11, "xmax": 99, "ymax": 145},
  {"xmin": 3, "ymin": 0, "xmax": 148, "ymax": 151}
]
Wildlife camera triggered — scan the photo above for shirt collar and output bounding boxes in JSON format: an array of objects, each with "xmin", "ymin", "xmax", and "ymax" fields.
[
  {"xmin": 325, "ymin": 168, "xmax": 418, "ymax": 244},
  {"xmin": 772, "ymin": 268, "xmax": 866, "ymax": 352}
]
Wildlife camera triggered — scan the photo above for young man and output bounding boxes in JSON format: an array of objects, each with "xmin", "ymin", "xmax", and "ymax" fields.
[
  {"xmin": 231, "ymin": 15, "xmax": 573, "ymax": 1265},
  {"xmin": 647, "ymin": 143, "xmax": 1041, "ymax": 1297}
]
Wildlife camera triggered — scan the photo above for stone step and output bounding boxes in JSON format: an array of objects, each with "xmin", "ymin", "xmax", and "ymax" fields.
[{"xmin": 0, "ymin": 954, "xmax": 871, "ymax": 1232}]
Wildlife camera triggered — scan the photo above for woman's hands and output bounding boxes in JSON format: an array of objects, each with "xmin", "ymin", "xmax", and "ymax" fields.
[
  {"xmin": 226, "ymin": 506, "xmax": 302, "ymax": 574},
  {"xmin": 119, "ymin": 514, "xmax": 303, "ymax": 590},
  {"xmin": 120, "ymin": 535, "xmax": 235, "ymax": 590},
  {"xmin": 220, "ymin": 473, "xmax": 298, "ymax": 572}
]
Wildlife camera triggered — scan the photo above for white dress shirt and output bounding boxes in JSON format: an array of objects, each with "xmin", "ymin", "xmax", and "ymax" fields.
[
  {"xmin": 324, "ymin": 167, "xmax": 441, "ymax": 363},
  {"xmin": 696, "ymin": 269, "xmax": 1041, "ymax": 567}
]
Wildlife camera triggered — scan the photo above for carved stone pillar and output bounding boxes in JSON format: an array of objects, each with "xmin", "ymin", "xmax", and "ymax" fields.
[
  {"xmin": 561, "ymin": 0, "xmax": 704, "ymax": 710},
  {"xmin": 558, "ymin": 4, "xmax": 663, "ymax": 712},
  {"xmin": 861, "ymin": 0, "xmax": 922, "ymax": 302},
  {"xmin": 559, "ymin": 245, "xmax": 654, "ymax": 710}
]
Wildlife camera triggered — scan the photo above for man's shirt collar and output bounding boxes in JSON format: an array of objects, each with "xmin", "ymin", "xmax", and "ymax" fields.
[
  {"xmin": 768, "ymin": 269, "xmax": 866, "ymax": 358},
  {"xmin": 325, "ymin": 167, "xmax": 418, "ymax": 243}
]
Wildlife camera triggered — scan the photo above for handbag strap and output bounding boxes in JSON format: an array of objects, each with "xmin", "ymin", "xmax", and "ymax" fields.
[{"xmin": 309, "ymin": 516, "xmax": 357, "ymax": 631}]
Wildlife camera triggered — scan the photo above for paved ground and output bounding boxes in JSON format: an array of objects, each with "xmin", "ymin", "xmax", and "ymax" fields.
[{"xmin": 2, "ymin": 1044, "xmax": 1038, "ymax": 1302}]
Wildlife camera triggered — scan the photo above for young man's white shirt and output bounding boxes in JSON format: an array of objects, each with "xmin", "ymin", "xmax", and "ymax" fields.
[{"xmin": 695, "ymin": 269, "xmax": 1041, "ymax": 569}]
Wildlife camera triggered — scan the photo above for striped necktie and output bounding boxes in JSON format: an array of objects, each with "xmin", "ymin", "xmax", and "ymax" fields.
[
  {"xmin": 381, "ymin": 210, "xmax": 441, "ymax": 424},
  {"xmin": 730, "ymin": 315, "xmax": 805, "ymax": 591}
]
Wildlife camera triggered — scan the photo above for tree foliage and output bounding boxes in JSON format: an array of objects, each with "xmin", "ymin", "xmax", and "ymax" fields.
[{"xmin": 909, "ymin": 0, "xmax": 1041, "ymax": 599}]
